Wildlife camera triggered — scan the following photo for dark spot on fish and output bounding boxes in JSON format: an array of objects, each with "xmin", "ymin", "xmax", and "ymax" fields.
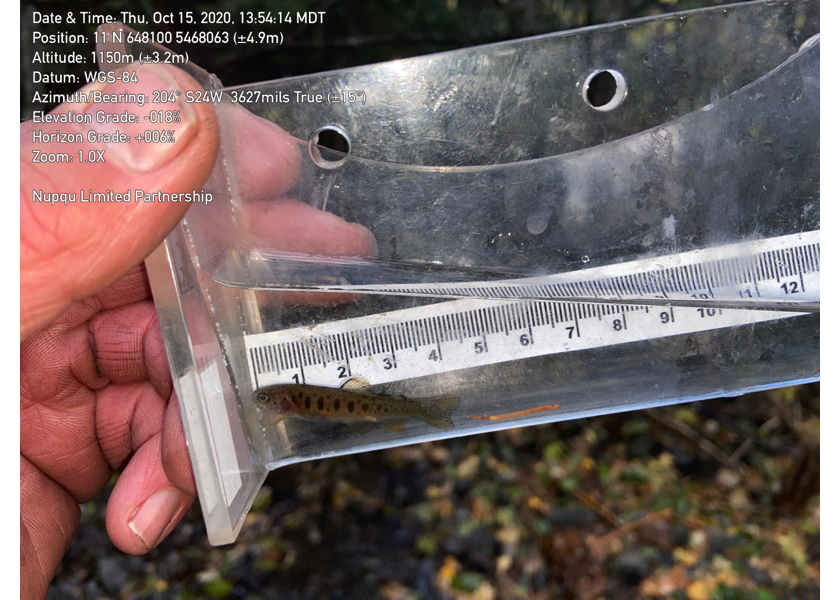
[
  {"xmin": 333, "ymin": 398, "xmax": 340, "ymax": 411},
  {"xmin": 348, "ymin": 401, "xmax": 355, "ymax": 413},
  {"xmin": 362, "ymin": 403, "xmax": 369, "ymax": 412},
  {"xmin": 304, "ymin": 398, "xmax": 311, "ymax": 409},
  {"xmin": 317, "ymin": 397, "xmax": 324, "ymax": 410}
]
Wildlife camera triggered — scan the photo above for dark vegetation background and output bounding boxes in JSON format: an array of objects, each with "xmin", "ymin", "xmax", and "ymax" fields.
[{"xmin": 21, "ymin": 0, "xmax": 819, "ymax": 597}]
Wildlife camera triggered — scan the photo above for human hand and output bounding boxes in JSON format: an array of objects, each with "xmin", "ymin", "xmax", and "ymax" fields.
[
  {"xmin": 20, "ymin": 65, "xmax": 376, "ymax": 599},
  {"xmin": 20, "ymin": 63, "xmax": 221, "ymax": 600}
]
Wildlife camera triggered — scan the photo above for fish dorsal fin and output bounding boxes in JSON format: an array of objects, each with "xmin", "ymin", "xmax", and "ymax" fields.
[
  {"xmin": 384, "ymin": 419, "xmax": 407, "ymax": 433},
  {"xmin": 341, "ymin": 377, "xmax": 372, "ymax": 392}
]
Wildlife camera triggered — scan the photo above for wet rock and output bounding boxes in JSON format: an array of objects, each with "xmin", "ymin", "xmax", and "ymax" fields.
[
  {"xmin": 670, "ymin": 523, "xmax": 690, "ymax": 548},
  {"xmin": 613, "ymin": 551, "xmax": 651, "ymax": 586},
  {"xmin": 84, "ymin": 580, "xmax": 104, "ymax": 597},
  {"xmin": 45, "ymin": 585, "xmax": 72, "ymax": 600},
  {"xmin": 628, "ymin": 436, "xmax": 655, "ymax": 458},
  {"xmin": 548, "ymin": 506, "xmax": 598, "ymax": 529},
  {"xmin": 97, "ymin": 556, "xmax": 129, "ymax": 596},
  {"xmin": 708, "ymin": 527, "xmax": 736, "ymax": 556},
  {"xmin": 414, "ymin": 557, "xmax": 436, "ymax": 598},
  {"xmin": 748, "ymin": 565, "xmax": 772, "ymax": 586},
  {"xmin": 454, "ymin": 480, "xmax": 472, "ymax": 498},
  {"xmin": 671, "ymin": 447, "xmax": 697, "ymax": 472},
  {"xmin": 464, "ymin": 528, "xmax": 497, "ymax": 556},
  {"xmin": 455, "ymin": 507, "xmax": 472, "ymax": 525},
  {"xmin": 442, "ymin": 533, "xmax": 465, "ymax": 555},
  {"xmin": 392, "ymin": 527, "xmax": 413, "ymax": 549}
]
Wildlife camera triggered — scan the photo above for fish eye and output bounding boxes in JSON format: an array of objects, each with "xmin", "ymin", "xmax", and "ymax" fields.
[{"xmin": 257, "ymin": 393, "xmax": 269, "ymax": 403}]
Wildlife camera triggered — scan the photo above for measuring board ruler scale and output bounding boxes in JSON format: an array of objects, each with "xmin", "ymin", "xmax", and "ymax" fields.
[{"xmin": 245, "ymin": 231, "xmax": 819, "ymax": 389}]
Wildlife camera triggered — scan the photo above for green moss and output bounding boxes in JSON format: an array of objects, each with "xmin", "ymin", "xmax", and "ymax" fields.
[
  {"xmin": 415, "ymin": 534, "xmax": 438, "ymax": 555},
  {"xmin": 252, "ymin": 486, "xmax": 273, "ymax": 512},
  {"xmin": 542, "ymin": 441, "xmax": 564, "ymax": 461},
  {"xmin": 415, "ymin": 502, "xmax": 437, "ymax": 524},
  {"xmin": 203, "ymin": 577, "xmax": 233, "ymax": 598},
  {"xmin": 452, "ymin": 571, "xmax": 484, "ymax": 593}
]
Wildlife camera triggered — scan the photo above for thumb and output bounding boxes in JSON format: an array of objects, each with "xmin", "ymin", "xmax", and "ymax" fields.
[{"xmin": 20, "ymin": 64, "xmax": 220, "ymax": 340}]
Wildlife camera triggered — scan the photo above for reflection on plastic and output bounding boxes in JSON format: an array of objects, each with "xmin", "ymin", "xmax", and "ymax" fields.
[{"xmin": 109, "ymin": 0, "xmax": 823, "ymax": 545}]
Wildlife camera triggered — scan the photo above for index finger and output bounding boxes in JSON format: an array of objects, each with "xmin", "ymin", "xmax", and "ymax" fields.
[
  {"xmin": 220, "ymin": 101, "xmax": 303, "ymax": 202},
  {"xmin": 193, "ymin": 102, "xmax": 379, "ymax": 301}
]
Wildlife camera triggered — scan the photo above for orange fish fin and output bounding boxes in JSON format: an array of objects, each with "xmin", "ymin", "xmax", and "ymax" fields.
[
  {"xmin": 340, "ymin": 377, "xmax": 372, "ymax": 392},
  {"xmin": 383, "ymin": 419, "xmax": 407, "ymax": 432},
  {"xmin": 419, "ymin": 397, "xmax": 460, "ymax": 430},
  {"xmin": 345, "ymin": 422, "xmax": 373, "ymax": 435}
]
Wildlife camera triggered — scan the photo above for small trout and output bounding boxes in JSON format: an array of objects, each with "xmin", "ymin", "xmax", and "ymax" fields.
[{"xmin": 253, "ymin": 378, "xmax": 460, "ymax": 431}]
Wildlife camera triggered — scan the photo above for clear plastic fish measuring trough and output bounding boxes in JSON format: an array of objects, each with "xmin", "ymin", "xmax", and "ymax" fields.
[{"xmin": 98, "ymin": 0, "xmax": 819, "ymax": 544}]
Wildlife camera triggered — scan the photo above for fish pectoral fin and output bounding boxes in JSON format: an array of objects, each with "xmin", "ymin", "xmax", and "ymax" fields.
[
  {"xmin": 345, "ymin": 422, "xmax": 374, "ymax": 435},
  {"xmin": 340, "ymin": 377, "xmax": 372, "ymax": 392},
  {"xmin": 271, "ymin": 414, "xmax": 289, "ymax": 426},
  {"xmin": 383, "ymin": 419, "xmax": 408, "ymax": 433}
]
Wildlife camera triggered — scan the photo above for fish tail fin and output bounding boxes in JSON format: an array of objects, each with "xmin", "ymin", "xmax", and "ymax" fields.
[{"xmin": 419, "ymin": 396, "xmax": 461, "ymax": 430}]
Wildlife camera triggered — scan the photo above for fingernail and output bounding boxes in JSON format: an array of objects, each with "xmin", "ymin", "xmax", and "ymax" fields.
[
  {"xmin": 129, "ymin": 488, "xmax": 183, "ymax": 550},
  {"xmin": 85, "ymin": 66, "xmax": 198, "ymax": 173}
]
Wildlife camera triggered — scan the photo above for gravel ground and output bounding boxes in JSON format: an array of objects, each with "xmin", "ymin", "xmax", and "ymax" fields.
[{"xmin": 49, "ymin": 384, "xmax": 819, "ymax": 599}]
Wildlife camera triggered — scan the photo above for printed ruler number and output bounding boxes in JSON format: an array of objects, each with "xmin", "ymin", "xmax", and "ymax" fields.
[
  {"xmin": 612, "ymin": 314, "xmax": 628, "ymax": 332},
  {"xmin": 659, "ymin": 308, "xmax": 675, "ymax": 324},
  {"xmin": 781, "ymin": 281, "xmax": 800, "ymax": 294}
]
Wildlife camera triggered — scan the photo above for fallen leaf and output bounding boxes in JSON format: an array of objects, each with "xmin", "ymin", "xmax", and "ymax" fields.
[
  {"xmin": 640, "ymin": 564, "xmax": 689, "ymax": 597},
  {"xmin": 380, "ymin": 581, "xmax": 415, "ymax": 600}
]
